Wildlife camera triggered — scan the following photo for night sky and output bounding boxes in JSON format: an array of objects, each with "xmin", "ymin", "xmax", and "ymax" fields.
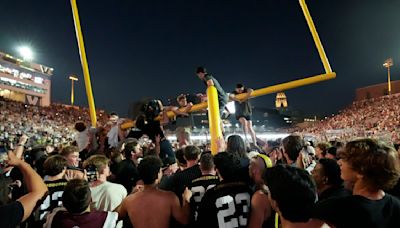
[{"xmin": 1, "ymin": 0, "xmax": 399, "ymax": 117}]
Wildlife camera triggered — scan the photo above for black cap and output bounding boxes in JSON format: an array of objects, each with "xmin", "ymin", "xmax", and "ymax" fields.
[{"xmin": 196, "ymin": 66, "xmax": 207, "ymax": 74}]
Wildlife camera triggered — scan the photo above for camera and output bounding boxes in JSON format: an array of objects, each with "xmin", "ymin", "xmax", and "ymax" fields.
[{"xmin": 85, "ymin": 165, "xmax": 97, "ymax": 182}]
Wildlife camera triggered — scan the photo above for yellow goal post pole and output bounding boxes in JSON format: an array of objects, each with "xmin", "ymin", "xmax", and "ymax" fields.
[{"xmin": 71, "ymin": 0, "xmax": 98, "ymax": 127}]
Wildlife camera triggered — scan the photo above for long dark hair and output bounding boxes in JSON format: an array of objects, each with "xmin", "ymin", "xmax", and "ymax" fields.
[{"xmin": 226, "ymin": 135, "xmax": 247, "ymax": 160}]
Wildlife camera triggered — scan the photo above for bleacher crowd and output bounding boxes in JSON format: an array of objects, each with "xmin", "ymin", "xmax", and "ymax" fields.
[{"xmin": 297, "ymin": 93, "xmax": 400, "ymax": 143}]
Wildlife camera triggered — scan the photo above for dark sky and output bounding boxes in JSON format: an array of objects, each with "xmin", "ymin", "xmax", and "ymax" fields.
[{"xmin": 1, "ymin": 0, "xmax": 400, "ymax": 117}]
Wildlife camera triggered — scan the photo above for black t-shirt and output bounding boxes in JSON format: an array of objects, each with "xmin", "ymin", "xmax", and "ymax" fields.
[
  {"xmin": 114, "ymin": 159, "xmax": 140, "ymax": 193},
  {"xmin": 0, "ymin": 201, "xmax": 24, "ymax": 228},
  {"xmin": 129, "ymin": 121, "xmax": 165, "ymax": 142},
  {"xmin": 197, "ymin": 181, "xmax": 253, "ymax": 228},
  {"xmin": 187, "ymin": 175, "xmax": 220, "ymax": 223},
  {"xmin": 204, "ymin": 74, "xmax": 228, "ymax": 105},
  {"xmin": 141, "ymin": 120, "xmax": 165, "ymax": 141},
  {"xmin": 387, "ymin": 180, "xmax": 400, "ymax": 199},
  {"xmin": 318, "ymin": 185, "xmax": 351, "ymax": 202},
  {"xmin": 314, "ymin": 193, "xmax": 400, "ymax": 228},
  {"xmin": 232, "ymin": 89, "xmax": 252, "ymax": 117},
  {"xmin": 161, "ymin": 165, "xmax": 202, "ymax": 202}
]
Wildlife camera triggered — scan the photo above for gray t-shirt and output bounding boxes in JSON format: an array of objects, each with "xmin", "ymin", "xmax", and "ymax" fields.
[{"xmin": 204, "ymin": 74, "xmax": 228, "ymax": 105}]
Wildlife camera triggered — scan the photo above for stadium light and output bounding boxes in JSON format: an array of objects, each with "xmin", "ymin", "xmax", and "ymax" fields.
[
  {"xmin": 17, "ymin": 46, "xmax": 34, "ymax": 61},
  {"xmin": 69, "ymin": 75, "xmax": 79, "ymax": 106},
  {"xmin": 383, "ymin": 58, "xmax": 393, "ymax": 95}
]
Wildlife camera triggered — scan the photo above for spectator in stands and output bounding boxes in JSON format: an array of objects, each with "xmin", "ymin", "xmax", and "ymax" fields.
[
  {"xmin": 34, "ymin": 155, "xmax": 69, "ymax": 225},
  {"xmin": 116, "ymin": 156, "xmax": 190, "ymax": 228},
  {"xmin": 114, "ymin": 139, "xmax": 141, "ymax": 193},
  {"xmin": 248, "ymin": 153, "xmax": 274, "ymax": 228},
  {"xmin": 264, "ymin": 165, "xmax": 325, "ymax": 227},
  {"xmin": 0, "ymin": 151, "xmax": 48, "ymax": 228},
  {"xmin": 44, "ymin": 179, "xmax": 118, "ymax": 228},
  {"xmin": 311, "ymin": 158, "xmax": 350, "ymax": 202},
  {"xmin": 314, "ymin": 138, "xmax": 400, "ymax": 227},
  {"xmin": 187, "ymin": 153, "xmax": 219, "ymax": 224},
  {"xmin": 83, "ymin": 155, "xmax": 127, "ymax": 212},
  {"xmin": 196, "ymin": 152, "xmax": 253, "ymax": 227}
]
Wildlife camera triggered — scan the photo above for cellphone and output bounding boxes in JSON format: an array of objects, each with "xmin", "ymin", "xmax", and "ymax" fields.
[{"xmin": 85, "ymin": 165, "xmax": 97, "ymax": 182}]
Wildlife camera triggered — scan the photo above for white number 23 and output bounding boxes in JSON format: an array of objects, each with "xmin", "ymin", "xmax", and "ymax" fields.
[{"xmin": 216, "ymin": 193, "xmax": 250, "ymax": 228}]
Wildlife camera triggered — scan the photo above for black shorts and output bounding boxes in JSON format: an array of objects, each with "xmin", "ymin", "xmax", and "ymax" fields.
[{"xmin": 236, "ymin": 115, "xmax": 251, "ymax": 121}]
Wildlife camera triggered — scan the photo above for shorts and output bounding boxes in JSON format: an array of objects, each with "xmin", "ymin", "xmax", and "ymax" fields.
[{"xmin": 236, "ymin": 115, "xmax": 252, "ymax": 121}]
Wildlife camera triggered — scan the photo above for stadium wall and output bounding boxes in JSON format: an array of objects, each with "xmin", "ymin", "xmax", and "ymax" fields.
[{"xmin": 355, "ymin": 80, "xmax": 400, "ymax": 101}]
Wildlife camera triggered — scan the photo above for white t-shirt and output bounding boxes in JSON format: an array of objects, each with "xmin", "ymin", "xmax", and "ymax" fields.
[
  {"xmin": 75, "ymin": 129, "xmax": 89, "ymax": 151},
  {"xmin": 90, "ymin": 181, "xmax": 127, "ymax": 211}
]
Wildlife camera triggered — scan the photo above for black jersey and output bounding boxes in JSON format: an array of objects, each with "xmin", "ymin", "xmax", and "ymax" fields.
[
  {"xmin": 196, "ymin": 181, "xmax": 253, "ymax": 228},
  {"xmin": 36, "ymin": 179, "xmax": 68, "ymax": 221},
  {"xmin": 187, "ymin": 175, "xmax": 220, "ymax": 223}
]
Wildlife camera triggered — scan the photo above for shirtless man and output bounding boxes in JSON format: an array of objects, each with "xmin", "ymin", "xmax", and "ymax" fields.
[
  {"xmin": 248, "ymin": 154, "xmax": 274, "ymax": 228},
  {"xmin": 115, "ymin": 156, "xmax": 190, "ymax": 228}
]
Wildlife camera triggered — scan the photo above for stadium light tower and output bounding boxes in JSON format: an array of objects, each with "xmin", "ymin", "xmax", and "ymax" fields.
[
  {"xmin": 17, "ymin": 46, "xmax": 34, "ymax": 61},
  {"xmin": 383, "ymin": 58, "xmax": 393, "ymax": 95},
  {"xmin": 69, "ymin": 75, "xmax": 79, "ymax": 106}
]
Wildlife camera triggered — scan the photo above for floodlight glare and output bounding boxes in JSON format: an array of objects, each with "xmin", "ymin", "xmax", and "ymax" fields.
[{"xmin": 18, "ymin": 46, "xmax": 34, "ymax": 61}]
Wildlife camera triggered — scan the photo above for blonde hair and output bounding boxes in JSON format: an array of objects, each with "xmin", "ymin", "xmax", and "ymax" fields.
[{"xmin": 83, "ymin": 155, "xmax": 109, "ymax": 174}]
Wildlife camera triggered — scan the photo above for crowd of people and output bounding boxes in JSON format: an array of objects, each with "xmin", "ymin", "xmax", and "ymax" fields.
[
  {"xmin": 1, "ymin": 66, "xmax": 400, "ymax": 228},
  {"xmin": 0, "ymin": 96, "xmax": 109, "ymax": 149},
  {"xmin": 1, "ymin": 130, "xmax": 400, "ymax": 228},
  {"xmin": 296, "ymin": 93, "xmax": 400, "ymax": 143},
  {"xmin": 1, "ymin": 97, "xmax": 400, "ymax": 228}
]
